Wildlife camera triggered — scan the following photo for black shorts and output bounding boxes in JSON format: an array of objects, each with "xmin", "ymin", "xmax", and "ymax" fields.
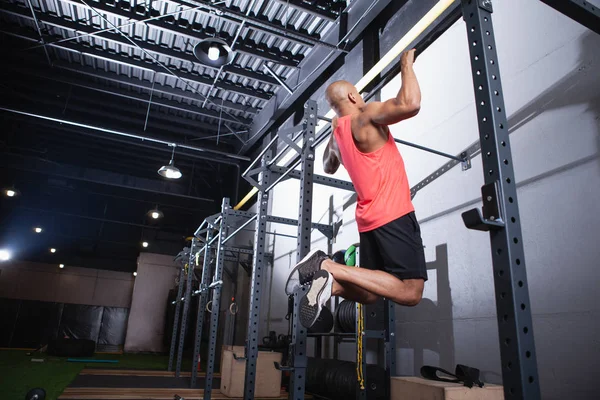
[{"xmin": 359, "ymin": 212, "xmax": 428, "ymax": 281}]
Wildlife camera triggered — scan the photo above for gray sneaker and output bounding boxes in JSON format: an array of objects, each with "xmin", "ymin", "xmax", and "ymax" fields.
[
  {"xmin": 300, "ymin": 270, "xmax": 333, "ymax": 328},
  {"xmin": 285, "ymin": 249, "xmax": 329, "ymax": 295}
]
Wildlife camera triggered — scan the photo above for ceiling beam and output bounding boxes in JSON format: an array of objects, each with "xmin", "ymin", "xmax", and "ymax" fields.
[
  {"xmin": 0, "ymin": 3, "xmax": 280, "ymax": 85},
  {"xmin": 0, "ymin": 23, "xmax": 272, "ymax": 102},
  {"xmin": 55, "ymin": 39, "xmax": 273, "ymax": 101},
  {"xmin": 5, "ymin": 117, "xmax": 244, "ymax": 168},
  {"xmin": 52, "ymin": 59, "xmax": 258, "ymax": 114},
  {"xmin": 0, "ymin": 106, "xmax": 250, "ymax": 163},
  {"xmin": 171, "ymin": 0, "xmax": 339, "ymax": 47},
  {"xmin": 41, "ymin": 0, "xmax": 300, "ymax": 66},
  {"xmin": 272, "ymin": 0, "xmax": 344, "ymax": 21}
]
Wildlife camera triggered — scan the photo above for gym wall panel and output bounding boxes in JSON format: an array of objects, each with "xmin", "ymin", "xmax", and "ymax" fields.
[
  {"xmin": 56, "ymin": 273, "xmax": 98, "ymax": 305},
  {"xmin": 124, "ymin": 252, "xmax": 178, "ymax": 352},
  {"xmin": 0, "ymin": 260, "xmax": 134, "ymax": 307},
  {"xmin": 0, "ymin": 266, "xmax": 20, "ymax": 298},
  {"xmin": 91, "ymin": 277, "xmax": 134, "ymax": 308},
  {"xmin": 14, "ymin": 269, "xmax": 60, "ymax": 303},
  {"xmin": 263, "ymin": 0, "xmax": 600, "ymax": 399}
]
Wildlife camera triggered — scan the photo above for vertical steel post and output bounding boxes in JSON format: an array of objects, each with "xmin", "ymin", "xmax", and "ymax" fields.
[
  {"xmin": 461, "ymin": 1, "xmax": 540, "ymax": 398},
  {"xmin": 385, "ymin": 300, "xmax": 396, "ymax": 398},
  {"xmin": 175, "ymin": 239, "xmax": 197, "ymax": 377},
  {"xmin": 288, "ymin": 100, "xmax": 317, "ymax": 400},
  {"xmin": 168, "ymin": 261, "xmax": 186, "ymax": 371},
  {"xmin": 243, "ymin": 152, "xmax": 272, "ymax": 399},
  {"xmin": 204, "ymin": 199, "xmax": 230, "ymax": 399},
  {"xmin": 190, "ymin": 229, "xmax": 214, "ymax": 387}
]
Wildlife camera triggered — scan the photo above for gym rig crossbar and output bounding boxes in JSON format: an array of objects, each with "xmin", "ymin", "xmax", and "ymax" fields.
[{"xmin": 166, "ymin": 0, "xmax": 600, "ymax": 398}]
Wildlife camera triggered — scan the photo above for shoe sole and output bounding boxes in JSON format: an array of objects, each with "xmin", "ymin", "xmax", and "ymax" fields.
[
  {"xmin": 299, "ymin": 271, "xmax": 332, "ymax": 328},
  {"xmin": 284, "ymin": 249, "xmax": 323, "ymax": 295}
]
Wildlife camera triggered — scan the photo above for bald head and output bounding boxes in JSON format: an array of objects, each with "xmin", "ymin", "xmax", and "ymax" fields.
[{"xmin": 325, "ymin": 80, "xmax": 362, "ymax": 114}]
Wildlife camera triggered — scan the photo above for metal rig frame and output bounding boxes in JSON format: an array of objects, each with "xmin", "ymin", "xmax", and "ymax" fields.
[{"xmin": 167, "ymin": 0, "xmax": 600, "ymax": 398}]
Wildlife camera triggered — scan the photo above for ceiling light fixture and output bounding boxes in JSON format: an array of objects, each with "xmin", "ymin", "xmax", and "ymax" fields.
[
  {"xmin": 0, "ymin": 249, "xmax": 11, "ymax": 261},
  {"xmin": 142, "ymin": 241, "xmax": 149, "ymax": 248},
  {"xmin": 50, "ymin": 248, "xmax": 57, "ymax": 253},
  {"xmin": 193, "ymin": 38, "xmax": 233, "ymax": 68},
  {"xmin": 3, "ymin": 187, "xmax": 21, "ymax": 198},
  {"xmin": 148, "ymin": 207, "xmax": 163, "ymax": 220},
  {"xmin": 59, "ymin": 264, "xmax": 65, "ymax": 269},
  {"xmin": 158, "ymin": 145, "xmax": 182, "ymax": 180},
  {"xmin": 133, "ymin": 271, "xmax": 138, "ymax": 277},
  {"xmin": 34, "ymin": 227, "xmax": 43, "ymax": 233}
]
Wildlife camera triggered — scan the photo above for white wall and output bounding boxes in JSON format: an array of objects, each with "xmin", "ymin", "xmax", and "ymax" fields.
[
  {"xmin": 124, "ymin": 252, "xmax": 178, "ymax": 352},
  {"xmin": 265, "ymin": 1, "xmax": 600, "ymax": 399}
]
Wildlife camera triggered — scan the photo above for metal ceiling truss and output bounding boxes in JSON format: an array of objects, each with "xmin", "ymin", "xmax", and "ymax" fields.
[
  {"xmin": 52, "ymin": 60, "xmax": 258, "ymax": 114},
  {"xmin": 0, "ymin": 3, "xmax": 281, "ymax": 86},
  {"xmin": 37, "ymin": 0, "xmax": 304, "ymax": 66},
  {"xmin": 170, "ymin": 0, "xmax": 340, "ymax": 48},
  {"xmin": 272, "ymin": 0, "xmax": 347, "ymax": 21},
  {"xmin": 39, "ymin": 71, "xmax": 251, "ymax": 126},
  {"xmin": 54, "ymin": 39, "xmax": 273, "ymax": 101},
  {"xmin": 4, "ymin": 68, "xmax": 250, "ymax": 135}
]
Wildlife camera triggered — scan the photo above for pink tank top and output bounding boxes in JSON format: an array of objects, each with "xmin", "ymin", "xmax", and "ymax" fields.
[{"xmin": 333, "ymin": 115, "xmax": 414, "ymax": 232}]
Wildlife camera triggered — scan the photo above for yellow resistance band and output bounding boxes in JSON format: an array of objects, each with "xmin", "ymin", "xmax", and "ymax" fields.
[{"xmin": 357, "ymin": 301, "xmax": 365, "ymax": 390}]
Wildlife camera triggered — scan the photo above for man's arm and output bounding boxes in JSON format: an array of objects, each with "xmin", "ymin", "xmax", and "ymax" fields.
[
  {"xmin": 323, "ymin": 117, "xmax": 341, "ymax": 174},
  {"xmin": 362, "ymin": 49, "xmax": 421, "ymax": 126}
]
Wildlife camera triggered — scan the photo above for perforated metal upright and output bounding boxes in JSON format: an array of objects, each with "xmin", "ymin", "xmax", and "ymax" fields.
[
  {"xmin": 168, "ymin": 259, "xmax": 186, "ymax": 372},
  {"xmin": 288, "ymin": 100, "xmax": 318, "ymax": 400},
  {"xmin": 243, "ymin": 152, "xmax": 272, "ymax": 399},
  {"xmin": 190, "ymin": 228, "xmax": 215, "ymax": 388},
  {"xmin": 175, "ymin": 239, "xmax": 197, "ymax": 377},
  {"xmin": 204, "ymin": 199, "xmax": 230, "ymax": 400},
  {"xmin": 461, "ymin": 1, "xmax": 540, "ymax": 399}
]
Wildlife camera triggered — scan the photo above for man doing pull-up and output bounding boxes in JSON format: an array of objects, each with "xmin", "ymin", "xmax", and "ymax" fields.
[{"xmin": 285, "ymin": 50, "xmax": 428, "ymax": 328}]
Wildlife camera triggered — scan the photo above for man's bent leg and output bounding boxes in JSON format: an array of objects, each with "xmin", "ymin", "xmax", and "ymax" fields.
[
  {"xmin": 322, "ymin": 259, "xmax": 423, "ymax": 306},
  {"xmin": 331, "ymin": 279, "xmax": 379, "ymax": 304}
]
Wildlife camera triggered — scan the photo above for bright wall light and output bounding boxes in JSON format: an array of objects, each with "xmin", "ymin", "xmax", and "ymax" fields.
[
  {"xmin": 3, "ymin": 188, "xmax": 20, "ymax": 198},
  {"xmin": 34, "ymin": 227, "xmax": 43, "ymax": 233},
  {"xmin": 50, "ymin": 248, "xmax": 57, "ymax": 253},
  {"xmin": 0, "ymin": 249, "xmax": 11, "ymax": 261},
  {"xmin": 59, "ymin": 264, "xmax": 65, "ymax": 269}
]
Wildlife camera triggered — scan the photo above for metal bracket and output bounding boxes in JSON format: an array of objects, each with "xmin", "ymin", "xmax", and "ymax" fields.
[
  {"xmin": 462, "ymin": 181, "xmax": 506, "ymax": 231},
  {"xmin": 274, "ymin": 362, "xmax": 294, "ymax": 371},
  {"xmin": 479, "ymin": 0, "xmax": 493, "ymax": 12},
  {"xmin": 192, "ymin": 280, "xmax": 223, "ymax": 296},
  {"xmin": 233, "ymin": 352, "xmax": 247, "ymax": 361},
  {"xmin": 317, "ymin": 226, "xmax": 334, "ymax": 240},
  {"xmin": 460, "ymin": 152, "xmax": 472, "ymax": 171},
  {"xmin": 278, "ymin": 127, "xmax": 303, "ymax": 155}
]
